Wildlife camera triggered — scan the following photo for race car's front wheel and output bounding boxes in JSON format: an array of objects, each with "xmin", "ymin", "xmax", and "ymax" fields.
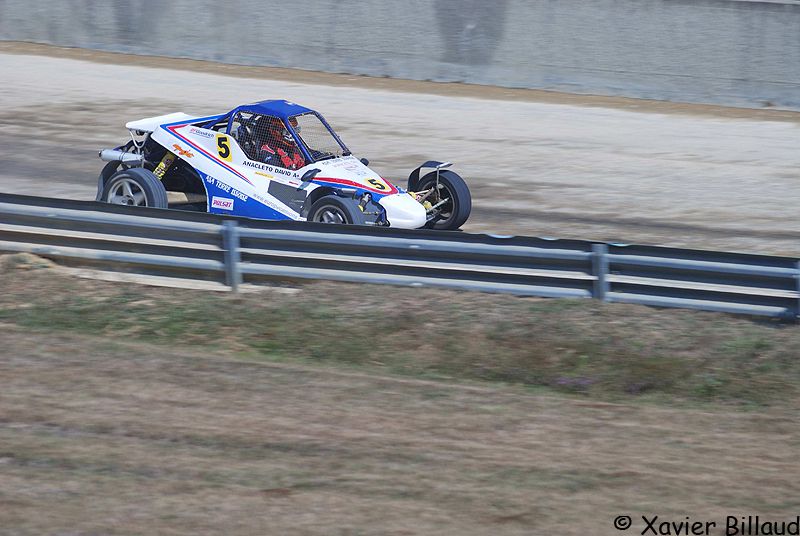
[
  {"xmin": 101, "ymin": 168, "xmax": 168, "ymax": 208},
  {"xmin": 307, "ymin": 195, "xmax": 366, "ymax": 225},
  {"xmin": 417, "ymin": 170, "xmax": 471, "ymax": 230}
]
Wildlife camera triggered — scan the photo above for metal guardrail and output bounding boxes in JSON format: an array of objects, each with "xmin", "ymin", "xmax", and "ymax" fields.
[{"xmin": 0, "ymin": 193, "xmax": 798, "ymax": 319}]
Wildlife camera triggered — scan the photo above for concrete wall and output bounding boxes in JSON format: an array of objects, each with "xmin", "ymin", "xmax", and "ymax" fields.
[{"xmin": 2, "ymin": 0, "xmax": 799, "ymax": 109}]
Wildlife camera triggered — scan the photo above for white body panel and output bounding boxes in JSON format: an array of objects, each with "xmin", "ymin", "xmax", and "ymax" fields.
[
  {"xmin": 379, "ymin": 193, "xmax": 427, "ymax": 229},
  {"xmin": 153, "ymin": 121, "xmax": 304, "ymax": 219},
  {"xmin": 149, "ymin": 117, "xmax": 429, "ymax": 229},
  {"xmin": 126, "ymin": 113, "xmax": 198, "ymax": 133}
]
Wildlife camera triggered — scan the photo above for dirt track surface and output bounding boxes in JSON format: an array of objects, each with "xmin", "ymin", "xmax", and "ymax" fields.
[{"xmin": 1, "ymin": 42, "xmax": 799, "ymax": 255}]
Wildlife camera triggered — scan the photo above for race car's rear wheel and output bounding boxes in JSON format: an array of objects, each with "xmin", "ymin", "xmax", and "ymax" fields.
[
  {"xmin": 96, "ymin": 161, "xmax": 121, "ymax": 201},
  {"xmin": 417, "ymin": 170, "xmax": 471, "ymax": 230},
  {"xmin": 101, "ymin": 168, "xmax": 168, "ymax": 208},
  {"xmin": 307, "ymin": 195, "xmax": 366, "ymax": 225}
]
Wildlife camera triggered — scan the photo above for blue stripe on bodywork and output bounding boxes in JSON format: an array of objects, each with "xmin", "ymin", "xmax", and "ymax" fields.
[{"xmin": 197, "ymin": 170, "xmax": 290, "ymax": 220}]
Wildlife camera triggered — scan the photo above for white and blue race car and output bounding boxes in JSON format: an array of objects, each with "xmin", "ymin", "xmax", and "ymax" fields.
[{"xmin": 97, "ymin": 99, "xmax": 471, "ymax": 230}]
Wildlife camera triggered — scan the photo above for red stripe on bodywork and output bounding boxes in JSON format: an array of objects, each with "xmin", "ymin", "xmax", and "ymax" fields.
[{"xmin": 313, "ymin": 176, "xmax": 399, "ymax": 195}]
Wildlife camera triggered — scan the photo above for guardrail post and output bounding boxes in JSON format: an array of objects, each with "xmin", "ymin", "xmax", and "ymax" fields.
[
  {"xmin": 592, "ymin": 243, "xmax": 609, "ymax": 302},
  {"xmin": 222, "ymin": 220, "xmax": 241, "ymax": 292},
  {"xmin": 795, "ymin": 260, "xmax": 800, "ymax": 320}
]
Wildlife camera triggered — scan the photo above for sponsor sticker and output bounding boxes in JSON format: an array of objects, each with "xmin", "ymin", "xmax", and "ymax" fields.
[
  {"xmin": 213, "ymin": 178, "xmax": 231, "ymax": 192},
  {"xmin": 243, "ymin": 159, "xmax": 299, "ymax": 177},
  {"xmin": 274, "ymin": 167, "xmax": 296, "ymax": 177},
  {"xmin": 243, "ymin": 160, "xmax": 270, "ymax": 171},
  {"xmin": 188, "ymin": 127, "xmax": 215, "ymax": 139},
  {"xmin": 172, "ymin": 144, "xmax": 194, "ymax": 158},
  {"xmin": 211, "ymin": 196, "xmax": 234, "ymax": 211},
  {"xmin": 252, "ymin": 193, "xmax": 297, "ymax": 216}
]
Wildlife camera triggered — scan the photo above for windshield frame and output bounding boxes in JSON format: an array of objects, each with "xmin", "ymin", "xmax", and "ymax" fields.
[{"xmin": 289, "ymin": 112, "xmax": 351, "ymax": 163}]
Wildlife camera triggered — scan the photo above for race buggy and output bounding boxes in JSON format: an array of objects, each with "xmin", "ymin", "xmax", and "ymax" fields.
[{"xmin": 97, "ymin": 99, "xmax": 471, "ymax": 230}]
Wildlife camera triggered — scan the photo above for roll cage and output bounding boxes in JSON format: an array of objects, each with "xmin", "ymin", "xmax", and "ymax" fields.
[{"xmin": 198, "ymin": 100, "xmax": 351, "ymax": 165}]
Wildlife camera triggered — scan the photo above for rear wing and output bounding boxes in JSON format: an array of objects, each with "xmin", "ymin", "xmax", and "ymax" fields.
[{"xmin": 125, "ymin": 112, "xmax": 198, "ymax": 133}]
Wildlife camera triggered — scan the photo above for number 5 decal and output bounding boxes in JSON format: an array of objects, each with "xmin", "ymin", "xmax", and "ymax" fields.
[
  {"xmin": 367, "ymin": 177, "xmax": 389, "ymax": 191},
  {"xmin": 217, "ymin": 135, "xmax": 232, "ymax": 162}
]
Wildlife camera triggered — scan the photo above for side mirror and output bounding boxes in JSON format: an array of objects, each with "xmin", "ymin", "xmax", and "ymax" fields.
[
  {"xmin": 360, "ymin": 158, "xmax": 369, "ymax": 166},
  {"xmin": 298, "ymin": 168, "xmax": 321, "ymax": 190},
  {"xmin": 301, "ymin": 168, "xmax": 321, "ymax": 181}
]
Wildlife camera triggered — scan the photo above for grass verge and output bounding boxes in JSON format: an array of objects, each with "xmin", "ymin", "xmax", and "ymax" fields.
[
  {"xmin": 1, "ymin": 254, "xmax": 799, "ymax": 406},
  {"xmin": 2, "ymin": 255, "xmax": 800, "ymax": 535}
]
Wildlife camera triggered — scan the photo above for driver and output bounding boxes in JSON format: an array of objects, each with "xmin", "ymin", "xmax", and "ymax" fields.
[{"xmin": 255, "ymin": 116, "xmax": 306, "ymax": 170}]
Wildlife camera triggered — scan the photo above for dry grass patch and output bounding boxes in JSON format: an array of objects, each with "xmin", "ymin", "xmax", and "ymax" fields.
[
  {"xmin": 0, "ymin": 255, "xmax": 798, "ymax": 406},
  {"xmin": 1, "ymin": 257, "xmax": 799, "ymax": 534},
  {"xmin": 0, "ymin": 329, "xmax": 799, "ymax": 535}
]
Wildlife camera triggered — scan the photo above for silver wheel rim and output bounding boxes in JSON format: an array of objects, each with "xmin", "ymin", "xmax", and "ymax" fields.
[
  {"xmin": 314, "ymin": 205, "xmax": 347, "ymax": 224},
  {"xmin": 422, "ymin": 181, "xmax": 454, "ymax": 224},
  {"xmin": 436, "ymin": 183, "xmax": 454, "ymax": 221},
  {"xmin": 107, "ymin": 178, "xmax": 147, "ymax": 206}
]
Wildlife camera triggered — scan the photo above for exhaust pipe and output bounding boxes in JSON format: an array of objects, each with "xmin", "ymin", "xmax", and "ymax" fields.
[{"xmin": 99, "ymin": 149, "xmax": 143, "ymax": 165}]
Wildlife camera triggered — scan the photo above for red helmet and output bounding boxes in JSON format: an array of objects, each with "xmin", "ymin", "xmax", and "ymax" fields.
[{"xmin": 261, "ymin": 116, "xmax": 295, "ymax": 146}]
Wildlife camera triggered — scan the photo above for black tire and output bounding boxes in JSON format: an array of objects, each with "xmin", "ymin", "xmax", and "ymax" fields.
[
  {"xmin": 417, "ymin": 170, "xmax": 471, "ymax": 230},
  {"xmin": 100, "ymin": 168, "xmax": 168, "ymax": 208},
  {"xmin": 96, "ymin": 161, "xmax": 121, "ymax": 201},
  {"xmin": 307, "ymin": 195, "xmax": 366, "ymax": 225}
]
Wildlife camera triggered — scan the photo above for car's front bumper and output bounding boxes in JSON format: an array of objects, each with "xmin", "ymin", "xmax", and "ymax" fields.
[{"xmin": 379, "ymin": 193, "xmax": 427, "ymax": 229}]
